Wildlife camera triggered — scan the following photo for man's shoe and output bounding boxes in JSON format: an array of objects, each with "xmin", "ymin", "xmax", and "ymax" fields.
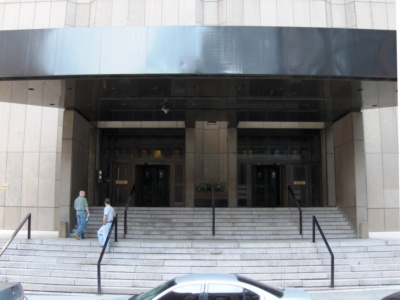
[{"xmin": 74, "ymin": 234, "xmax": 80, "ymax": 240}]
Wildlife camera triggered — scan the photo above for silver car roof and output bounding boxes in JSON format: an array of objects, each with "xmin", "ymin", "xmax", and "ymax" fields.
[
  {"xmin": 174, "ymin": 273, "xmax": 238, "ymax": 284},
  {"xmin": 173, "ymin": 273, "xmax": 284, "ymax": 298}
]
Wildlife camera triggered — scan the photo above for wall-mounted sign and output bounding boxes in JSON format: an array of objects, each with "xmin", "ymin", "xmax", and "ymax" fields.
[
  {"xmin": 115, "ymin": 180, "xmax": 128, "ymax": 185},
  {"xmin": 1, "ymin": 183, "xmax": 9, "ymax": 189},
  {"xmin": 294, "ymin": 181, "xmax": 306, "ymax": 185}
]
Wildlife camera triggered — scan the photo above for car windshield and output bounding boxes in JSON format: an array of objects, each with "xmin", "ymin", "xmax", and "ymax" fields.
[{"xmin": 135, "ymin": 279, "xmax": 176, "ymax": 300}]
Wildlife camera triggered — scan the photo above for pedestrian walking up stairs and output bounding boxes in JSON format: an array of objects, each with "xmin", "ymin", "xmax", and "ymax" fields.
[{"xmin": 82, "ymin": 207, "xmax": 357, "ymax": 240}]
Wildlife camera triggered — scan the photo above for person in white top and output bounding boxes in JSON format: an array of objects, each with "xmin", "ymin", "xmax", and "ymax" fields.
[{"xmin": 97, "ymin": 198, "xmax": 115, "ymax": 253}]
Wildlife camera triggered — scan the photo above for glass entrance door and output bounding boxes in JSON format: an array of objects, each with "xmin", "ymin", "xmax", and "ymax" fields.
[
  {"xmin": 136, "ymin": 165, "xmax": 170, "ymax": 207},
  {"xmin": 252, "ymin": 165, "xmax": 281, "ymax": 207}
]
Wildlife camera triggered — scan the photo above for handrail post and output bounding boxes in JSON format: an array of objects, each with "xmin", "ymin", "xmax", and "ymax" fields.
[
  {"xmin": 124, "ymin": 210, "xmax": 127, "ymax": 236},
  {"xmin": 97, "ymin": 264, "xmax": 101, "ymax": 294},
  {"xmin": 123, "ymin": 185, "xmax": 135, "ymax": 237},
  {"xmin": 288, "ymin": 185, "xmax": 302, "ymax": 235},
  {"xmin": 299, "ymin": 209, "xmax": 302, "ymax": 235},
  {"xmin": 312, "ymin": 216, "xmax": 316, "ymax": 243},
  {"xmin": 312, "ymin": 215, "xmax": 335, "ymax": 288},
  {"xmin": 28, "ymin": 214, "xmax": 31, "ymax": 240},
  {"xmin": 115, "ymin": 215, "xmax": 118, "ymax": 242},
  {"xmin": 1, "ymin": 213, "xmax": 32, "ymax": 258},
  {"xmin": 97, "ymin": 217, "xmax": 117, "ymax": 295},
  {"xmin": 331, "ymin": 255, "xmax": 335, "ymax": 288},
  {"xmin": 212, "ymin": 187, "xmax": 215, "ymax": 236}
]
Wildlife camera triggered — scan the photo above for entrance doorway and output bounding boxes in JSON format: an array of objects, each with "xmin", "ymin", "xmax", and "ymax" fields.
[
  {"xmin": 136, "ymin": 165, "xmax": 170, "ymax": 207},
  {"xmin": 111, "ymin": 164, "xmax": 132, "ymax": 206},
  {"xmin": 252, "ymin": 165, "xmax": 281, "ymax": 207}
]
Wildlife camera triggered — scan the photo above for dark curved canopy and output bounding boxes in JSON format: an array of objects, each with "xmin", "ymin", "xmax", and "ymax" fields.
[
  {"xmin": 0, "ymin": 26, "xmax": 397, "ymax": 125},
  {"xmin": 0, "ymin": 26, "xmax": 396, "ymax": 79}
]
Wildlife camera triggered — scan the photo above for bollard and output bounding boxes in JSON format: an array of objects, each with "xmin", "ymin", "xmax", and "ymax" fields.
[{"xmin": 58, "ymin": 222, "xmax": 69, "ymax": 238}]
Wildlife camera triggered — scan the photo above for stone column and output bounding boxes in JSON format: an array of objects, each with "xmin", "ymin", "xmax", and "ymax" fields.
[
  {"xmin": 227, "ymin": 127, "xmax": 237, "ymax": 208},
  {"xmin": 333, "ymin": 112, "xmax": 367, "ymax": 237},
  {"xmin": 363, "ymin": 107, "xmax": 399, "ymax": 232},
  {"xmin": 186, "ymin": 121, "xmax": 236, "ymax": 207},
  {"xmin": 59, "ymin": 110, "xmax": 93, "ymax": 235},
  {"xmin": 325, "ymin": 127, "xmax": 336, "ymax": 207},
  {"xmin": 185, "ymin": 127, "xmax": 195, "ymax": 207}
]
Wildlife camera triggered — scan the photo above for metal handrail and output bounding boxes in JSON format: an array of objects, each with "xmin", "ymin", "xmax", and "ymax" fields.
[
  {"xmin": 0, "ymin": 213, "xmax": 31, "ymax": 257},
  {"xmin": 97, "ymin": 214, "xmax": 118, "ymax": 294},
  {"xmin": 288, "ymin": 185, "xmax": 302, "ymax": 235},
  {"xmin": 312, "ymin": 215, "xmax": 335, "ymax": 288},
  {"xmin": 211, "ymin": 188, "xmax": 215, "ymax": 236},
  {"xmin": 124, "ymin": 185, "xmax": 135, "ymax": 237}
]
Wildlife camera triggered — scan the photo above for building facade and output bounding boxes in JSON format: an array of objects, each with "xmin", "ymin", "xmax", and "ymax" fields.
[{"xmin": 0, "ymin": 0, "xmax": 398, "ymax": 235}]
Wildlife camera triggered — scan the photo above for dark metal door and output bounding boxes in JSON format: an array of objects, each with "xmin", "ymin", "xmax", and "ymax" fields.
[
  {"xmin": 252, "ymin": 165, "xmax": 281, "ymax": 207},
  {"xmin": 112, "ymin": 164, "xmax": 132, "ymax": 206},
  {"xmin": 136, "ymin": 165, "xmax": 170, "ymax": 207},
  {"xmin": 291, "ymin": 165, "xmax": 309, "ymax": 207}
]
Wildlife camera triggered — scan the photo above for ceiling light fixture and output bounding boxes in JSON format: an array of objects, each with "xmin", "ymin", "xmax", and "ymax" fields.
[{"xmin": 162, "ymin": 105, "xmax": 169, "ymax": 114}]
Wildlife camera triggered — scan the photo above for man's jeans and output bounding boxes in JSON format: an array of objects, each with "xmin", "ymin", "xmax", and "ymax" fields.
[
  {"xmin": 98, "ymin": 223, "xmax": 112, "ymax": 251},
  {"xmin": 75, "ymin": 210, "xmax": 87, "ymax": 239}
]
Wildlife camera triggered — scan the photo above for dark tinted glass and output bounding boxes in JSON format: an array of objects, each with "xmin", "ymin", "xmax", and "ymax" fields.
[
  {"xmin": 207, "ymin": 283, "xmax": 260, "ymax": 300},
  {"xmin": 136, "ymin": 279, "xmax": 176, "ymax": 300},
  {"xmin": 159, "ymin": 284, "xmax": 202, "ymax": 300},
  {"xmin": 236, "ymin": 275, "xmax": 283, "ymax": 298}
]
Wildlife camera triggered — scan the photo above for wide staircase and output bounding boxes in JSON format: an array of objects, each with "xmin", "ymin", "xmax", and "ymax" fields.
[
  {"xmin": 83, "ymin": 207, "xmax": 357, "ymax": 240},
  {"xmin": 0, "ymin": 207, "xmax": 400, "ymax": 295}
]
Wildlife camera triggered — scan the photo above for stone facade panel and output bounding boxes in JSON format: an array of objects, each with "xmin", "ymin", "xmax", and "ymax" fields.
[
  {"xmin": 38, "ymin": 152, "xmax": 57, "ymax": 208},
  {"xmin": 355, "ymin": 2, "xmax": 373, "ymax": 29},
  {"xmin": 293, "ymin": 0, "xmax": 311, "ymax": 27},
  {"xmin": 21, "ymin": 153, "xmax": 40, "ymax": 207},
  {"xmin": 50, "ymin": 1, "xmax": 67, "ymax": 28},
  {"xmin": 112, "ymin": 0, "xmax": 129, "ymax": 26},
  {"xmin": 368, "ymin": 208, "xmax": 384, "ymax": 232},
  {"xmin": 34, "ymin": 2, "xmax": 51, "ymax": 29},
  {"xmin": 276, "ymin": 0, "xmax": 294, "ymax": 26},
  {"xmin": 365, "ymin": 153, "xmax": 385, "ymax": 208},
  {"xmin": 371, "ymin": 2, "xmax": 389, "ymax": 29},
  {"xmin": 19, "ymin": 2, "xmax": 35, "ymax": 29},
  {"xmin": 75, "ymin": 3, "xmax": 91, "ymax": 27}
]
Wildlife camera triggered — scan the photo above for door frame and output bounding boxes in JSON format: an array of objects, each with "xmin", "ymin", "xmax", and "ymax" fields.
[
  {"xmin": 135, "ymin": 164, "xmax": 171, "ymax": 207},
  {"xmin": 110, "ymin": 163, "xmax": 133, "ymax": 207},
  {"xmin": 251, "ymin": 164, "xmax": 284, "ymax": 207}
]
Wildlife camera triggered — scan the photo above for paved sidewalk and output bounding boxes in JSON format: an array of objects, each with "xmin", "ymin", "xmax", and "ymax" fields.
[{"xmin": 308, "ymin": 286, "xmax": 400, "ymax": 299}]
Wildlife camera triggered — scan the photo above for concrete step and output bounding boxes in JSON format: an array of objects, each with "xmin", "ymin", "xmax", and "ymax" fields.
[
  {"xmin": 80, "ymin": 207, "xmax": 356, "ymax": 240},
  {"xmin": 0, "ymin": 237, "xmax": 400, "ymax": 295}
]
